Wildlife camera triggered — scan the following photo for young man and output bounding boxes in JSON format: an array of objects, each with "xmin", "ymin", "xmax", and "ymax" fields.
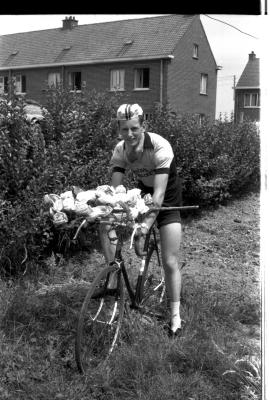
[{"xmin": 99, "ymin": 103, "xmax": 182, "ymax": 336}]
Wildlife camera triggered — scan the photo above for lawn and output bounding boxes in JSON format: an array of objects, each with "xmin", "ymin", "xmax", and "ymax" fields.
[{"xmin": 0, "ymin": 192, "xmax": 261, "ymax": 400}]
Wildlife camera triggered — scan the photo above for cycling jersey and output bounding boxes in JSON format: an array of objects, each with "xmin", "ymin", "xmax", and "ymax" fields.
[{"xmin": 110, "ymin": 131, "xmax": 182, "ymax": 207}]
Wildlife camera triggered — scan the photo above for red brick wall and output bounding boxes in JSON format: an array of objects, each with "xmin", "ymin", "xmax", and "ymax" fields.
[
  {"xmin": 0, "ymin": 67, "xmax": 61, "ymax": 104},
  {"xmin": 80, "ymin": 59, "xmax": 162, "ymax": 115},
  {"xmin": 166, "ymin": 16, "xmax": 217, "ymax": 120},
  {"xmin": 0, "ymin": 60, "xmax": 162, "ymax": 115}
]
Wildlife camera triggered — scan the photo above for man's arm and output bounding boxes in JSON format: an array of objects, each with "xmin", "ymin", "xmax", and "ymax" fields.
[{"xmin": 142, "ymin": 173, "xmax": 169, "ymax": 231}]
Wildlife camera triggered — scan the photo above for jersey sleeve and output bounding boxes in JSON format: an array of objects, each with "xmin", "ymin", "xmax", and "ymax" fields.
[
  {"xmin": 153, "ymin": 138, "xmax": 174, "ymax": 174},
  {"xmin": 110, "ymin": 142, "xmax": 127, "ymax": 174}
]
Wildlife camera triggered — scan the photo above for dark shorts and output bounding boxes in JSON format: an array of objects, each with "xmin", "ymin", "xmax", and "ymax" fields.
[
  {"xmin": 137, "ymin": 181, "xmax": 181, "ymax": 229},
  {"xmin": 156, "ymin": 209, "xmax": 181, "ymax": 229}
]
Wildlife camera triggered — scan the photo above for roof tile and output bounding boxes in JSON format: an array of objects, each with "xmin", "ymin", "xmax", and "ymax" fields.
[{"xmin": 236, "ymin": 57, "xmax": 260, "ymax": 87}]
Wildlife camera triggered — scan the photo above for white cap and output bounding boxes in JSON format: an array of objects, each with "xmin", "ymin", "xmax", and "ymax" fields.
[{"xmin": 116, "ymin": 104, "xmax": 143, "ymax": 120}]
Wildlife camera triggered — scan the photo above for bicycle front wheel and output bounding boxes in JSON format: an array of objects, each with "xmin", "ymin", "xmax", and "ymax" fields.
[{"xmin": 75, "ymin": 265, "xmax": 125, "ymax": 374}]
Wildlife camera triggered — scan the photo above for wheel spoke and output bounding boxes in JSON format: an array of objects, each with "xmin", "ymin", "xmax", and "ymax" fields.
[{"xmin": 75, "ymin": 266, "xmax": 124, "ymax": 374}]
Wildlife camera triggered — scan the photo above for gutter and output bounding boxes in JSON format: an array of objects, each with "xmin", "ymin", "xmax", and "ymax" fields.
[
  {"xmin": 235, "ymin": 86, "xmax": 260, "ymax": 89},
  {"xmin": 0, "ymin": 54, "xmax": 174, "ymax": 71}
]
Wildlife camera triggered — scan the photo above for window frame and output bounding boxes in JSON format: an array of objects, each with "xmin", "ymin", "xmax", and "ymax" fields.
[
  {"xmin": 12, "ymin": 74, "xmax": 26, "ymax": 94},
  {"xmin": 200, "ymin": 73, "xmax": 208, "ymax": 95},
  {"xmin": 68, "ymin": 71, "xmax": 82, "ymax": 91},
  {"xmin": 144, "ymin": 112, "xmax": 153, "ymax": 121},
  {"xmin": 198, "ymin": 113, "xmax": 205, "ymax": 126},
  {"xmin": 239, "ymin": 111, "xmax": 244, "ymax": 123},
  {"xmin": 0, "ymin": 76, "xmax": 4, "ymax": 94},
  {"xmin": 134, "ymin": 67, "xmax": 150, "ymax": 90},
  {"xmin": 4, "ymin": 76, "xmax": 8, "ymax": 93},
  {"xmin": 110, "ymin": 69, "xmax": 125, "ymax": 91},
  {"xmin": 0, "ymin": 76, "xmax": 9, "ymax": 94},
  {"xmin": 48, "ymin": 72, "xmax": 61, "ymax": 88},
  {"xmin": 193, "ymin": 44, "xmax": 199, "ymax": 59},
  {"xmin": 243, "ymin": 93, "xmax": 260, "ymax": 108}
]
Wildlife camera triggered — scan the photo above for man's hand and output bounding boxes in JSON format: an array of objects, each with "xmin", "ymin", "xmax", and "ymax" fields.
[{"xmin": 134, "ymin": 223, "xmax": 149, "ymax": 257}]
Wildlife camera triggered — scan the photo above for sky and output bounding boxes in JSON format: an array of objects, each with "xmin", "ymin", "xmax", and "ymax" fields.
[{"xmin": 0, "ymin": 13, "xmax": 268, "ymax": 118}]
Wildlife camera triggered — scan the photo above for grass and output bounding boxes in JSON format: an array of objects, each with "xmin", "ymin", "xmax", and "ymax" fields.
[{"xmin": 0, "ymin": 192, "xmax": 261, "ymax": 400}]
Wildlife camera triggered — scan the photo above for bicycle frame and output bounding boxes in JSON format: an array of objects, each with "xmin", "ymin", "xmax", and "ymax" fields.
[{"xmin": 107, "ymin": 224, "xmax": 161, "ymax": 311}]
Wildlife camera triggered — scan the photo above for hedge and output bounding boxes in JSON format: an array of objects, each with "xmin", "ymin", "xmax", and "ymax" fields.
[{"xmin": 0, "ymin": 90, "xmax": 260, "ymax": 275}]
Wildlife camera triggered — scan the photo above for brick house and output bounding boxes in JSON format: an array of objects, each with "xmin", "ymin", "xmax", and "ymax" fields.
[
  {"xmin": 0, "ymin": 14, "xmax": 218, "ymax": 120},
  {"xmin": 234, "ymin": 51, "xmax": 260, "ymax": 123}
]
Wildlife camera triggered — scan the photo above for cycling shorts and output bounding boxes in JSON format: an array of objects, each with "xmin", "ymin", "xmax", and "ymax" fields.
[{"xmin": 137, "ymin": 181, "xmax": 181, "ymax": 229}]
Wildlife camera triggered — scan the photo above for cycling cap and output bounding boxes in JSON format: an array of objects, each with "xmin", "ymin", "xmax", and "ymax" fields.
[{"xmin": 116, "ymin": 104, "xmax": 143, "ymax": 120}]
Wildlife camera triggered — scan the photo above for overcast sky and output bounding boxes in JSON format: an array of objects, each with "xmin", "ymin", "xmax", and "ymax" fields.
[{"xmin": 0, "ymin": 14, "xmax": 268, "ymax": 118}]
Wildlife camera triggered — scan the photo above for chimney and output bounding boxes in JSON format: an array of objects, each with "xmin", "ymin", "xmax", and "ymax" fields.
[
  {"xmin": 249, "ymin": 51, "xmax": 256, "ymax": 61},
  {"xmin": 62, "ymin": 16, "xmax": 78, "ymax": 30}
]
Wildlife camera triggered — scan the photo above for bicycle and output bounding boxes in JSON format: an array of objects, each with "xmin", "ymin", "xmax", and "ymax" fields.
[{"xmin": 74, "ymin": 205, "xmax": 199, "ymax": 374}]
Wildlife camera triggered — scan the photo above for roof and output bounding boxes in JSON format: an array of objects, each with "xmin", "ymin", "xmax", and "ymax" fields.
[
  {"xmin": 236, "ymin": 56, "xmax": 260, "ymax": 88},
  {"xmin": 0, "ymin": 14, "xmax": 197, "ymax": 69}
]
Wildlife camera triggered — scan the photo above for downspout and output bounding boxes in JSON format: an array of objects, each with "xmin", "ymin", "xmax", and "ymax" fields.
[
  {"xmin": 160, "ymin": 59, "xmax": 163, "ymax": 106},
  {"xmin": 8, "ymin": 69, "xmax": 12, "ymax": 100},
  {"xmin": 61, "ymin": 65, "xmax": 65, "ymax": 89}
]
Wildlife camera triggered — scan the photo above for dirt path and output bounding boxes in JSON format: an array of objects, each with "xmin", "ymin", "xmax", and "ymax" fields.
[{"xmin": 181, "ymin": 192, "xmax": 261, "ymax": 360}]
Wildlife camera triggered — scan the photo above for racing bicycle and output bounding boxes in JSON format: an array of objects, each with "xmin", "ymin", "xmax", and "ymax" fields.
[{"xmin": 74, "ymin": 205, "xmax": 199, "ymax": 374}]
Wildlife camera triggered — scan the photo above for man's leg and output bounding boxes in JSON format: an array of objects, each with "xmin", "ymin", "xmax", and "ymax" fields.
[
  {"xmin": 99, "ymin": 223, "xmax": 118, "ymax": 288},
  {"xmin": 99, "ymin": 223, "xmax": 117, "ymax": 263},
  {"xmin": 159, "ymin": 222, "xmax": 182, "ymax": 332}
]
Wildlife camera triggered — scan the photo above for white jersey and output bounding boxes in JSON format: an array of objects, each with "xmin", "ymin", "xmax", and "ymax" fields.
[
  {"xmin": 111, "ymin": 131, "xmax": 174, "ymax": 186},
  {"xmin": 110, "ymin": 131, "xmax": 182, "ymax": 206}
]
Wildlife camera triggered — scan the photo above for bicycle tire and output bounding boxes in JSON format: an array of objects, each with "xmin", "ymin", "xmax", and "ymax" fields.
[{"xmin": 75, "ymin": 264, "xmax": 125, "ymax": 374}]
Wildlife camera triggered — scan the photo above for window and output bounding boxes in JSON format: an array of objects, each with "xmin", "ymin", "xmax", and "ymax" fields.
[
  {"xmin": 0, "ymin": 76, "xmax": 4, "ymax": 94},
  {"xmin": 244, "ymin": 93, "xmax": 260, "ymax": 107},
  {"xmin": 110, "ymin": 69, "xmax": 125, "ymax": 91},
  {"xmin": 134, "ymin": 68, "xmax": 150, "ymax": 89},
  {"xmin": 4, "ymin": 77, "xmax": 8, "ymax": 93},
  {"xmin": 198, "ymin": 113, "xmax": 205, "ymax": 126},
  {"xmin": 200, "ymin": 73, "xmax": 208, "ymax": 95},
  {"xmin": 68, "ymin": 71, "xmax": 81, "ymax": 91},
  {"xmin": 144, "ymin": 113, "xmax": 153, "ymax": 121},
  {"xmin": 195, "ymin": 113, "xmax": 205, "ymax": 126},
  {"xmin": 239, "ymin": 111, "xmax": 244, "ymax": 123},
  {"xmin": 0, "ymin": 76, "xmax": 9, "ymax": 94},
  {"xmin": 13, "ymin": 75, "xmax": 26, "ymax": 93},
  {"xmin": 48, "ymin": 72, "xmax": 61, "ymax": 87},
  {"xmin": 193, "ymin": 44, "xmax": 199, "ymax": 59}
]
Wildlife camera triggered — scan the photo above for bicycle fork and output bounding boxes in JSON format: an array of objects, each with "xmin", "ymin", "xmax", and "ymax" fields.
[{"xmin": 134, "ymin": 258, "xmax": 146, "ymax": 304}]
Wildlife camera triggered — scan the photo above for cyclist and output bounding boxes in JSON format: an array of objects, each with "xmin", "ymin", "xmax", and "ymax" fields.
[{"xmin": 99, "ymin": 103, "xmax": 182, "ymax": 337}]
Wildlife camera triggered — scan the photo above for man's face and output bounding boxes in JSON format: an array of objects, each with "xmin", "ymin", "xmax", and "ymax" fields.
[{"xmin": 118, "ymin": 118, "xmax": 144, "ymax": 148}]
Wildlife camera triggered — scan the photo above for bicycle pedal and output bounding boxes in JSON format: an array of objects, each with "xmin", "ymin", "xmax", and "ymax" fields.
[
  {"xmin": 92, "ymin": 288, "xmax": 118, "ymax": 299},
  {"xmin": 141, "ymin": 306, "xmax": 164, "ymax": 321},
  {"xmin": 139, "ymin": 315, "xmax": 154, "ymax": 326},
  {"xmin": 105, "ymin": 288, "xmax": 119, "ymax": 297}
]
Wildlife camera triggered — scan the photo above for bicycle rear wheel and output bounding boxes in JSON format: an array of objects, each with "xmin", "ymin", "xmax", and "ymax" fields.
[{"xmin": 75, "ymin": 265, "xmax": 125, "ymax": 374}]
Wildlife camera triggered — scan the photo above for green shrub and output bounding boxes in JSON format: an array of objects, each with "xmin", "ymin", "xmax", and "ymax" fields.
[
  {"xmin": 147, "ymin": 105, "xmax": 260, "ymax": 206},
  {"xmin": 0, "ymin": 93, "xmax": 260, "ymax": 275}
]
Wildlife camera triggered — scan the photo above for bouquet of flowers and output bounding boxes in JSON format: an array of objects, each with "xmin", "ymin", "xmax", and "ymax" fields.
[{"xmin": 43, "ymin": 185, "xmax": 153, "ymax": 227}]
